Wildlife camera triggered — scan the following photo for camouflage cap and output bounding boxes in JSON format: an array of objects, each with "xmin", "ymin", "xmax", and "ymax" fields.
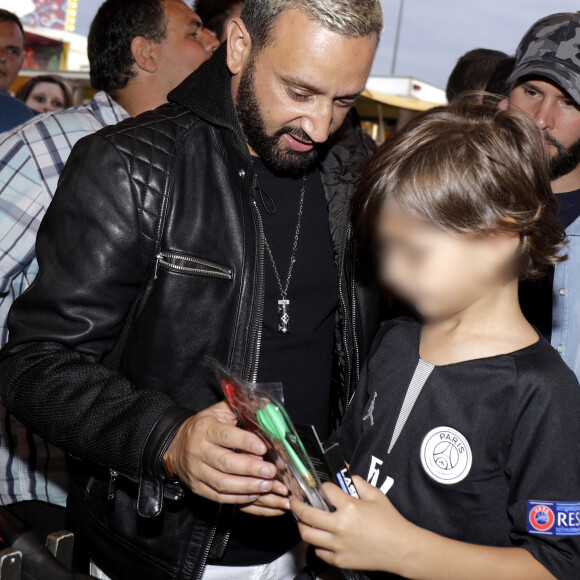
[{"xmin": 508, "ymin": 12, "xmax": 580, "ymax": 105}]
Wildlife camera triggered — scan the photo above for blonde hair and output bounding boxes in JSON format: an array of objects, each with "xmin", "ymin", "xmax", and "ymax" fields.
[{"xmin": 241, "ymin": 0, "xmax": 383, "ymax": 50}]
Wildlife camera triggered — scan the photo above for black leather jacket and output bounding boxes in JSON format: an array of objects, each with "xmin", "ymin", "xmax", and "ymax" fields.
[{"xmin": 0, "ymin": 50, "xmax": 378, "ymax": 579}]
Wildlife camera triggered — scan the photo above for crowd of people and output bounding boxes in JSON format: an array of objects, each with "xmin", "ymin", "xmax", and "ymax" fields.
[{"xmin": 0, "ymin": 1, "xmax": 578, "ymax": 579}]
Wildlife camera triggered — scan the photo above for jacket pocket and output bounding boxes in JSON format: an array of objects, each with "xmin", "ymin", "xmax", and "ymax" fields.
[{"xmin": 155, "ymin": 251, "xmax": 232, "ymax": 280}]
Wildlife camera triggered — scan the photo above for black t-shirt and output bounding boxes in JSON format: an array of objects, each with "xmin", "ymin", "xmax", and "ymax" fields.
[
  {"xmin": 335, "ymin": 318, "xmax": 580, "ymax": 579},
  {"xmin": 220, "ymin": 158, "xmax": 338, "ymax": 566},
  {"xmin": 255, "ymin": 160, "xmax": 338, "ymax": 439},
  {"xmin": 520, "ymin": 189, "xmax": 580, "ymax": 339}
]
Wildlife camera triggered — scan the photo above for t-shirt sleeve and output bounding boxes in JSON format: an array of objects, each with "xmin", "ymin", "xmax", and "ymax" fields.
[{"xmin": 507, "ymin": 354, "xmax": 580, "ymax": 579}]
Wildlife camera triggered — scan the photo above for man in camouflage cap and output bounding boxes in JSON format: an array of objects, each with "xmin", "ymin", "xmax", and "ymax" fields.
[{"xmin": 509, "ymin": 12, "xmax": 580, "ymax": 379}]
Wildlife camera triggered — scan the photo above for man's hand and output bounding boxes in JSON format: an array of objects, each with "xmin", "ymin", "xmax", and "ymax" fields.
[
  {"xmin": 165, "ymin": 401, "xmax": 277, "ymax": 504},
  {"xmin": 239, "ymin": 479, "xmax": 291, "ymax": 517}
]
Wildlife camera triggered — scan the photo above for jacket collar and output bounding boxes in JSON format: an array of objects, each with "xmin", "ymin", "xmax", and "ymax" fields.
[{"xmin": 168, "ymin": 45, "xmax": 248, "ymax": 151}]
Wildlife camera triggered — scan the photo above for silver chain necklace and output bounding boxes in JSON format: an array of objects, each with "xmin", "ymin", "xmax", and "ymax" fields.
[{"xmin": 259, "ymin": 174, "xmax": 307, "ymax": 334}]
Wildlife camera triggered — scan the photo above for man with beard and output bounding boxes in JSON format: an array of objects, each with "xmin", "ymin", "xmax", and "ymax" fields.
[
  {"xmin": 510, "ymin": 12, "xmax": 580, "ymax": 378},
  {"xmin": 0, "ymin": 0, "xmax": 382, "ymax": 579}
]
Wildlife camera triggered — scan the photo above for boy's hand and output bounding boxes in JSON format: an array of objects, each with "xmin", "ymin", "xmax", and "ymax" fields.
[{"xmin": 290, "ymin": 475, "xmax": 414, "ymax": 573}]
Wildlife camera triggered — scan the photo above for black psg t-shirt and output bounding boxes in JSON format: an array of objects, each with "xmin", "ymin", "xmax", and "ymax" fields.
[
  {"xmin": 220, "ymin": 158, "xmax": 338, "ymax": 567},
  {"xmin": 335, "ymin": 318, "xmax": 580, "ymax": 579}
]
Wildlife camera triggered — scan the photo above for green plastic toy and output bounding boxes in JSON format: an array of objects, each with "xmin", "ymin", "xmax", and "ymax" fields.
[{"xmin": 256, "ymin": 402, "xmax": 316, "ymax": 488}]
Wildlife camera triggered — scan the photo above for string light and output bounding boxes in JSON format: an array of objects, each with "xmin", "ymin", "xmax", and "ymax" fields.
[{"xmin": 66, "ymin": 0, "xmax": 79, "ymax": 32}]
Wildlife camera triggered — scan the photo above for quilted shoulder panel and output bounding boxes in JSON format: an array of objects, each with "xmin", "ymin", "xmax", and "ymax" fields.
[{"xmin": 96, "ymin": 103, "xmax": 202, "ymax": 264}]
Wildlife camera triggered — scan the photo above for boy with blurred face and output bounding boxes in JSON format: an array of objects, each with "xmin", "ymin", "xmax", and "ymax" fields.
[
  {"xmin": 0, "ymin": 0, "xmax": 382, "ymax": 578},
  {"xmin": 509, "ymin": 12, "xmax": 580, "ymax": 378},
  {"xmin": 292, "ymin": 101, "xmax": 579, "ymax": 580}
]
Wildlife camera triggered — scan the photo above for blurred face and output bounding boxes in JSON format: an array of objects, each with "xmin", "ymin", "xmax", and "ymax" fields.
[
  {"xmin": 0, "ymin": 21, "xmax": 25, "ymax": 93},
  {"xmin": 156, "ymin": 0, "xmax": 219, "ymax": 95},
  {"xmin": 376, "ymin": 201, "xmax": 516, "ymax": 321},
  {"xmin": 25, "ymin": 82, "xmax": 67, "ymax": 112},
  {"xmin": 510, "ymin": 78, "xmax": 580, "ymax": 181},
  {"xmin": 232, "ymin": 9, "xmax": 377, "ymax": 174}
]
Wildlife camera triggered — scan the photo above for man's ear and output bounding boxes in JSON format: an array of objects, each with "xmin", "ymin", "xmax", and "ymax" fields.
[
  {"xmin": 131, "ymin": 36, "xmax": 158, "ymax": 74},
  {"xmin": 226, "ymin": 17, "xmax": 251, "ymax": 76},
  {"xmin": 497, "ymin": 97, "xmax": 509, "ymax": 111}
]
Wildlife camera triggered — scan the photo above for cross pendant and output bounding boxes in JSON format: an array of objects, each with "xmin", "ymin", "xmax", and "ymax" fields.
[{"xmin": 278, "ymin": 299, "xmax": 290, "ymax": 334}]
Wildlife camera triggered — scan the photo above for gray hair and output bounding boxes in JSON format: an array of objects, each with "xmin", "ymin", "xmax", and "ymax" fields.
[{"xmin": 241, "ymin": 0, "xmax": 383, "ymax": 51}]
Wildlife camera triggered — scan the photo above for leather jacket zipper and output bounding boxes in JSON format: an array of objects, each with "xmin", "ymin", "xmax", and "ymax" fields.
[
  {"xmin": 193, "ymin": 174, "xmax": 263, "ymax": 580},
  {"xmin": 350, "ymin": 237, "xmax": 361, "ymax": 384},
  {"xmin": 247, "ymin": 175, "xmax": 266, "ymax": 383},
  {"xmin": 107, "ymin": 469, "xmax": 118, "ymax": 501},
  {"xmin": 192, "ymin": 505, "xmax": 222, "ymax": 580},
  {"xmin": 338, "ymin": 223, "xmax": 360, "ymax": 407},
  {"xmin": 154, "ymin": 252, "xmax": 232, "ymax": 280},
  {"xmin": 338, "ymin": 226, "xmax": 352, "ymax": 403}
]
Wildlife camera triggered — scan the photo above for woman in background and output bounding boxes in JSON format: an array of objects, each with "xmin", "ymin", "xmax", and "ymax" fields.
[{"xmin": 15, "ymin": 75, "xmax": 73, "ymax": 114}]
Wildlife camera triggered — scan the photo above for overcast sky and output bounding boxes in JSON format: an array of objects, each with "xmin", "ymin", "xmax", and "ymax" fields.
[{"xmin": 74, "ymin": 0, "xmax": 579, "ymax": 89}]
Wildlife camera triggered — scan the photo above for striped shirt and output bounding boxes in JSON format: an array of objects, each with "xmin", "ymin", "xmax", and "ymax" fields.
[{"xmin": 0, "ymin": 91, "xmax": 129, "ymax": 505}]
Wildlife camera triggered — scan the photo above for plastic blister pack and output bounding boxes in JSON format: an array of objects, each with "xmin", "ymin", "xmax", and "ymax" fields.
[
  {"xmin": 212, "ymin": 359, "xmax": 331, "ymax": 511},
  {"xmin": 210, "ymin": 360, "xmax": 367, "ymax": 580}
]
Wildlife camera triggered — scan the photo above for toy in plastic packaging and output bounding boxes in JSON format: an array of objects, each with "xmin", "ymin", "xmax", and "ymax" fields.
[
  {"xmin": 212, "ymin": 359, "xmax": 330, "ymax": 510},
  {"xmin": 210, "ymin": 359, "xmax": 368, "ymax": 580}
]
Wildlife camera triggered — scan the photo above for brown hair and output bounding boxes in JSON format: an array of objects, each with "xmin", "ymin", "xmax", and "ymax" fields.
[
  {"xmin": 195, "ymin": 0, "xmax": 243, "ymax": 40},
  {"xmin": 15, "ymin": 76, "xmax": 73, "ymax": 109},
  {"xmin": 352, "ymin": 101, "xmax": 567, "ymax": 279}
]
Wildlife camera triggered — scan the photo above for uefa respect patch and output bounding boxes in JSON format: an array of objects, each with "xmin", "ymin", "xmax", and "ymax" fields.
[{"xmin": 527, "ymin": 501, "xmax": 580, "ymax": 536}]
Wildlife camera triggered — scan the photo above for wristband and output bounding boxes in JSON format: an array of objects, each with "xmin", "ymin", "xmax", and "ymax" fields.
[{"xmin": 163, "ymin": 452, "xmax": 177, "ymax": 481}]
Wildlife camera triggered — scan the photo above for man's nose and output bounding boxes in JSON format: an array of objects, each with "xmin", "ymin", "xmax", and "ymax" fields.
[
  {"xmin": 301, "ymin": 101, "xmax": 333, "ymax": 144},
  {"xmin": 534, "ymin": 99, "xmax": 556, "ymax": 131},
  {"xmin": 0, "ymin": 48, "xmax": 6, "ymax": 62},
  {"xmin": 200, "ymin": 28, "xmax": 220, "ymax": 54}
]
